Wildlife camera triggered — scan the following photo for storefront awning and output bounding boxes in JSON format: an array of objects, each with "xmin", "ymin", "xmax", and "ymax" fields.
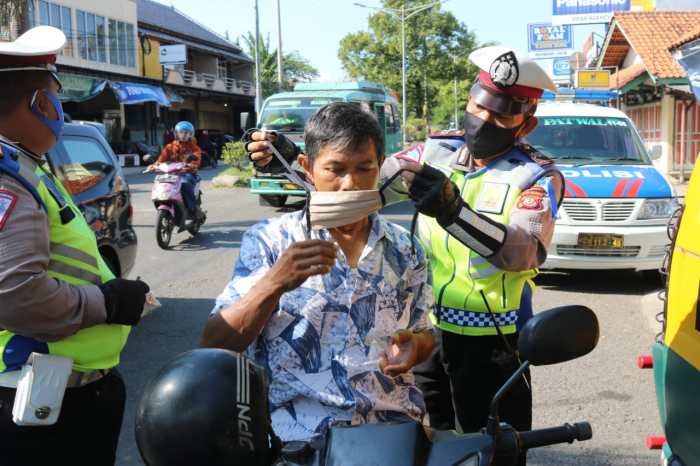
[
  {"xmin": 108, "ymin": 81, "xmax": 171, "ymax": 106},
  {"xmin": 58, "ymin": 73, "xmax": 107, "ymax": 103}
]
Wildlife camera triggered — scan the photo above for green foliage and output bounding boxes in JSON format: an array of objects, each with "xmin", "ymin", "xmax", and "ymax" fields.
[
  {"xmin": 430, "ymin": 79, "xmax": 472, "ymax": 129},
  {"xmin": 0, "ymin": 0, "xmax": 26, "ymax": 35},
  {"xmin": 405, "ymin": 116, "xmax": 429, "ymax": 142},
  {"xmin": 222, "ymin": 141, "xmax": 248, "ymax": 168},
  {"xmin": 217, "ymin": 166, "xmax": 254, "ymax": 187},
  {"xmin": 338, "ymin": 0, "xmax": 484, "ymax": 128},
  {"xmin": 240, "ymin": 32, "xmax": 319, "ymax": 99}
]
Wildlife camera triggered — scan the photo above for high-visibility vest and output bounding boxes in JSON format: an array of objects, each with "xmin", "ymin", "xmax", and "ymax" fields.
[
  {"xmin": 418, "ymin": 147, "xmax": 558, "ymax": 336},
  {"xmin": 0, "ymin": 142, "xmax": 130, "ymax": 373}
]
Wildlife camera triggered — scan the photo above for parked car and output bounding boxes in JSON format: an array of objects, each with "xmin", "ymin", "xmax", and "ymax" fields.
[
  {"xmin": 525, "ymin": 102, "xmax": 678, "ymax": 273},
  {"xmin": 47, "ymin": 123, "xmax": 137, "ymax": 278}
]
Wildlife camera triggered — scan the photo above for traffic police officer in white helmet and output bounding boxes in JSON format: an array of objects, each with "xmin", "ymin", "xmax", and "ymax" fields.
[
  {"xmin": 382, "ymin": 46, "xmax": 565, "ymax": 466},
  {"xmin": 0, "ymin": 26, "xmax": 149, "ymax": 465}
]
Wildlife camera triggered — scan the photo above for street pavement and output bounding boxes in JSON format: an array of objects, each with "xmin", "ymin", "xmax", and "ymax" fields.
[{"xmin": 116, "ymin": 166, "xmax": 663, "ymax": 465}]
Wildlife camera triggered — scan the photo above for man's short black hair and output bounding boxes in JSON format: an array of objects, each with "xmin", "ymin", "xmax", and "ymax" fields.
[
  {"xmin": 0, "ymin": 70, "xmax": 53, "ymax": 115},
  {"xmin": 304, "ymin": 101, "xmax": 384, "ymax": 165}
]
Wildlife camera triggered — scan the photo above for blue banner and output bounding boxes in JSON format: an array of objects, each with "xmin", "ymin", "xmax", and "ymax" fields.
[
  {"xmin": 552, "ymin": 0, "xmax": 631, "ymax": 25},
  {"xmin": 675, "ymin": 40, "xmax": 700, "ymax": 101},
  {"xmin": 108, "ymin": 81, "xmax": 171, "ymax": 106},
  {"xmin": 528, "ymin": 23, "xmax": 574, "ymax": 58}
]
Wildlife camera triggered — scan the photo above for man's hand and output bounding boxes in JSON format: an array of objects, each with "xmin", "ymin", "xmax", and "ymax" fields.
[
  {"xmin": 267, "ymin": 240, "xmax": 337, "ymax": 292},
  {"xmin": 379, "ymin": 330, "xmax": 433, "ymax": 377},
  {"xmin": 400, "ymin": 162, "xmax": 462, "ymax": 223},
  {"xmin": 99, "ymin": 278, "xmax": 150, "ymax": 326}
]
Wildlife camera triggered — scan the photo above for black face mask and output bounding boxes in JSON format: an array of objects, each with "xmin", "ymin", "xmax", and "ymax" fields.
[{"xmin": 464, "ymin": 112, "xmax": 522, "ymax": 159}]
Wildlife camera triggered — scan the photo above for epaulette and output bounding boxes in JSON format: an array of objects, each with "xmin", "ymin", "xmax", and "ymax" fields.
[
  {"xmin": 428, "ymin": 129, "xmax": 465, "ymax": 140},
  {"xmin": 516, "ymin": 142, "xmax": 555, "ymax": 167}
]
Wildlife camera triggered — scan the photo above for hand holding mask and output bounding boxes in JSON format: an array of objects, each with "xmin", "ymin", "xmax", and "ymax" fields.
[{"xmin": 400, "ymin": 162, "xmax": 462, "ymax": 224}]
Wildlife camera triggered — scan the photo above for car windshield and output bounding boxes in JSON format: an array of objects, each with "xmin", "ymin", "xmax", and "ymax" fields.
[
  {"xmin": 525, "ymin": 116, "xmax": 650, "ymax": 164},
  {"xmin": 260, "ymin": 97, "xmax": 341, "ymax": 132}
]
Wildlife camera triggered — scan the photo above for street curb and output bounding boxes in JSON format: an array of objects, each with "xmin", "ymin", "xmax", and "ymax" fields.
[{"xmin": 641, "ymin": 291, "xmax": 664, "ymax": 335}]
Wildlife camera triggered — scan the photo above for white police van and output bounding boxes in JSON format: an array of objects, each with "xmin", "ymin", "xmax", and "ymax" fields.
[{"xmin": 526, "ymin": 102, "xmax": 678, "ymax": 272}]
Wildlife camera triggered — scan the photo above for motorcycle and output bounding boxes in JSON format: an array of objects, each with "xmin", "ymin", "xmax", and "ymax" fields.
[
  {"xmin": 146, "ymin": 161, "xmax": 207, "ymax": 249},
  {"xmin": 135, "ymin": 305, "xmax": 599, "ymax": 466},
  {"xmin": 273, "ymin": 305, "xmax": 599, "ymax": 466}
]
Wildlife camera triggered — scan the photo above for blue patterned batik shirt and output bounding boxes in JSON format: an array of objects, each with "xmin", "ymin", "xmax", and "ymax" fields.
[{"xmin": 212, "ymin": 211, "xmax": 434, "ymax": 442}]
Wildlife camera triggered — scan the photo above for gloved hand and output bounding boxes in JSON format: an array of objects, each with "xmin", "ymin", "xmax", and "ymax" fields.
[
  {"xmin": 243, "ymin": 129, "xmax": 300, "ymax": 174},
  {"xmin": 400, "ymin": 162, "xmax": 462, "ymax": 224},
  {"xmin": 99, "ymin": 278, "xmax": 150, "ymax": 326}
]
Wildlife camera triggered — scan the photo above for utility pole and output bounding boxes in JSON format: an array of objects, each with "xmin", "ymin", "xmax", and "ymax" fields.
[
  {"xmin": 452, "ymin": 55, "xmax": 458, "ymax": 128},
  {"xmin": 276, "ymin": 0, "xmax": 284, "ymax": 91},
  {"xmin": 401, "ymin": 4, "xmax": 407, "ymax": 146},
  {"xmin": 254, "ymin": 0, "xmax": 262, "ymax": 115}
]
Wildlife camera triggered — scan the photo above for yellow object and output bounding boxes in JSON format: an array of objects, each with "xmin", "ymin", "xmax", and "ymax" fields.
[
  {"xmin": 631, "ymin": 0, "xmax": 655, "ymax": 12},
  {"xmin": 139, "ymin": 37, "xmax": 162, "ymax": 80},
  {"xmin": 576, "ymin": 70, "xmax": 611, "ymax": 89},
  {"xmin": 665, "ymin": 164, "xmax": 700, "ymax": 371}
]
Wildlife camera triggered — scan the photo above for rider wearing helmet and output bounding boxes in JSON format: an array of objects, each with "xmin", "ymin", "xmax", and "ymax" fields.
[{"xmin": 155, "ymin": 121, "xmax": 202, "ymax": 216}]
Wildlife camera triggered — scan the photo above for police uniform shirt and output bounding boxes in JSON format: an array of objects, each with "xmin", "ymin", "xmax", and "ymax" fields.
[{"xmin": 0, "ymin": 168, "xmax": 107, "ymax": 341}]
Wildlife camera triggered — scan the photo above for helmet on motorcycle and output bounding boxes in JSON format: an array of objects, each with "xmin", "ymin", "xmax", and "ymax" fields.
[
  {"xmin": 174, "ymin": 121, "xmax": 194, "ymax": 142},
  {"xmin": 135, "ymin": 349, "xmax": 278, "ymax": 466}
]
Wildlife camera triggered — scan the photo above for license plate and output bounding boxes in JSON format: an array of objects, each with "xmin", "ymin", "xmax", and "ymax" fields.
[
  {"xmin": 577, "ymin": 233, "xmax": 624, "ymax": 249},
  {"xmin": 283, "ymin": 183, "xmax": 300, "ymax": 190}
]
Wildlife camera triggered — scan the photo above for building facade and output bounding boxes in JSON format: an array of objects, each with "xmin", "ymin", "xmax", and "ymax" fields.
[{"xmin": 3, "ymin": 0, "xmax": 254, "ymax": 151}]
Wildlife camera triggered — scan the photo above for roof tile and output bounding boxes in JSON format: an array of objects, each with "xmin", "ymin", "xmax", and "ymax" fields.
[{"xmin": 606, "ymin": 11, "xmax": 700, "ymax": 79}]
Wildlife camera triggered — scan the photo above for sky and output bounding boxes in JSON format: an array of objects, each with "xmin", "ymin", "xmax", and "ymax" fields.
[{"xmin": 155, "ymin": 0, "xmax": 606, "ymax": 81}]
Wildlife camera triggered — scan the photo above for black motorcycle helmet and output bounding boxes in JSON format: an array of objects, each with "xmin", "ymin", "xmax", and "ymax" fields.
[{"xmin": 135, "ymin": 349, "xmax": 279, "ymax": 466}]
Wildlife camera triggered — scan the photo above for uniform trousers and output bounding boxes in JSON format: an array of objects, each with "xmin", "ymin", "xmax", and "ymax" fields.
[
  {"xmin": 414, "ymin": 330, "xmax": 532, "ymax": 465},
  {"xmin": 0, "ymin": 370, "xmax": 125, "ymax": 466}
]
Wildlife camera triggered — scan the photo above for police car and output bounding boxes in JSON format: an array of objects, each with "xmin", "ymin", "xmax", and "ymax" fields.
[{"xmin": 526, "ymin": 102, "xmax": 678, "ymax": 272}]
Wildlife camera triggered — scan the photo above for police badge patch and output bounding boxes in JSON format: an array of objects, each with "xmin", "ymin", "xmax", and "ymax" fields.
[
  {"xmin": 489, "ymin": 51, "xmax": 519, "ymax": 88},
  {"xmin": 0, "ymin": 189, "xmax": 18, "ymax": 231}
]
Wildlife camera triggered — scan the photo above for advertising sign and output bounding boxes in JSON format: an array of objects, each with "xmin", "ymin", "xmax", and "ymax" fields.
[
  {"xmin": 553, "ymin": 57, "xmax": 572, "ymax": 77},
  {"xmin": 552, "ymin": 0, "xmax": 631, "ymax": 25},
  {"xmin": 675, "ymin": 38, "xmax": 700, "ymax": 101},
  {"xmin": 576, "ymin": 69, "xmax": 611, "ymax": 88},
  {"xmin": 159, "ymin": 44, "xmax": 187, "ymax": 65},
  {"xmin": 528, "ymin": 23, "xmax": 574, "ymax": 58}
]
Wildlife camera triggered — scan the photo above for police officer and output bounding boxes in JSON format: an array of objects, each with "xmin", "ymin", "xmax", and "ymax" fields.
[
  {"xmin": 387, "ymin": 46, "xmax": 564, "ymax": 464},
  {"xmin": 0, "ymin": 27, "xmax": 149, "ymax": 465}
]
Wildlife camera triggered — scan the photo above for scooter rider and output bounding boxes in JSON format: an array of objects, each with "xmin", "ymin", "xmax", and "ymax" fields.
[
  {"xmin": 0, "ymin": 26, "xmax": 149, "ymax": 465},
  {"xmin": 154, "ymin": 121, "xmax": 202, "ymax": 218},
  {"xmin": 384, "ymin": 46, "xmax": 565, "ymax": 465}
]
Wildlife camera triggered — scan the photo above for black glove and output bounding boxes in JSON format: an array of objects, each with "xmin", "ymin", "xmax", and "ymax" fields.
[
  {"xmin": 99, "ymin": 278, "xmax": 150, "ymax": 326},
  {"xmin": 243, "ymin": 129, "xmax": 300, "ymax": 174},
  {"xmin": 408, "ymin": 164, "xmax": 462, "ymax": 224}
]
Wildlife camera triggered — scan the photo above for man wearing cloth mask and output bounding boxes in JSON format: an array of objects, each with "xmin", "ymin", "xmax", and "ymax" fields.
[
  {"xmin": 386, "ymin": 46, "xmax": 565, "ymax": 462},
  {"xmin": 204, "ymin": 102, "xmax": 434, "ymax": 442},
  {"xmin": 0, "ymin": 27, "xmax": 149, "ymax": 465}
]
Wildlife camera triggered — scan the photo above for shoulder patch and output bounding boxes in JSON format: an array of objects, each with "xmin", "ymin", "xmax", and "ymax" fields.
[
  {"xmin": 0, "ymin": 189, "xmax": 18, "ymax": 231},
  {"xmin": 516, "ymin": 185, "xmax": 546, "ymax": 211},
  {"xmin": 517, "ymin": 143, "xmax": 555, "ymax": 167}
]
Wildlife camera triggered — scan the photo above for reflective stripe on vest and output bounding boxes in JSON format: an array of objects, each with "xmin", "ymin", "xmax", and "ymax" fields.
[
  {"xmin": 422, "ymin": 148, "xmax": 550, "ymax": 336},
  {"xmin": 0, "ymin": 153, "xmax": 130, "ymax": 373}
]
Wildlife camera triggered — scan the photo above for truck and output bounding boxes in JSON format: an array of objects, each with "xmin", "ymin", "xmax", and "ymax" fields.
[{"xmin": 251, "ymin": 80, "xmax": 403, "ymax": 207}]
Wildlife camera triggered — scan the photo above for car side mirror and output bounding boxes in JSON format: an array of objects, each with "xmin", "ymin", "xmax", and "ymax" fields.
[
  {"xmin": 648, "ymin": 145, "xmax": 662, "ymax": 161},
  {"xmin": 143, "ymin": 154, "xmax": 155, "ymax": 164},
  {"xmin": 518, "ymin": 305, "xmax": 599, "ymax": 366}
]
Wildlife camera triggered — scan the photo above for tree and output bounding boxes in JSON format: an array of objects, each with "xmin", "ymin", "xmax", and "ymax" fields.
[
  {"xmin": 338, "ymin": 0, "xmax": 482, "ymax": 128},
  {"xmin": 0, "ymin": 0, "xmax": 28, "ymax": 38},
  {"xmin": 240, "ymin": 32, "xmax": 319, "ymax": 99}
]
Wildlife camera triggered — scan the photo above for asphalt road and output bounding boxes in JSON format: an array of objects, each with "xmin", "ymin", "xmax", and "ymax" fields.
[{"xmin": 116, "ymin": 166, "xmax": 663, "ymax": 465}]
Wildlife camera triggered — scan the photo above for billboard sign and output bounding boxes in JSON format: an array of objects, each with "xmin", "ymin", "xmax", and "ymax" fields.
[
  {"xmin": 528, "ymin": 23, "xmax": 574, "ymax": 58},
  {"xmin": 553, "ymin": 57, "xmax": 572, "ymax": 77},
  {"xmin": 675, "ymin": 38, "xmax": 700, "ymax": 101},
  {"xmin": 576, "ymin": 69, "xmax": 611, "ymax": 88},
  {"xmin": 159, "ymin": 44, "xmax": 187, "ymax": 65},
  {"xmin": 552, "ymin": 0, "xmax": 631, "ymax": 25}
]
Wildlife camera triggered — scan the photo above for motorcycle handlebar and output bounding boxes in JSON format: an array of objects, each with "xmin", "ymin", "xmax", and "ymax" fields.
[{"xmin": 518, "ymin": 422, "xmax": 592, "ymax": 450}]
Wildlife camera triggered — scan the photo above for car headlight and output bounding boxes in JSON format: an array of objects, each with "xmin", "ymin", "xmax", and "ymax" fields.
[{"xmin": 637, "ymin": 198, "xmax": 679, "ymax": 220}]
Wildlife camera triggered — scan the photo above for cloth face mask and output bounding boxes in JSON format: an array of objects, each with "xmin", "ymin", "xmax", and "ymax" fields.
[{"xmin": 309, "ymin": 189, "xmax": 383, "ymax": 229}]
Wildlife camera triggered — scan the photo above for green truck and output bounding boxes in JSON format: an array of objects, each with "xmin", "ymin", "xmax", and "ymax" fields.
[{"xmin": 251, "ymin": 80, "xmax": 403, "ymax": 207}]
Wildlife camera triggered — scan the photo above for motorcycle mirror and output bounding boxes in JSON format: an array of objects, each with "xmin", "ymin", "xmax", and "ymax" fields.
[{"xmin": 518, "ymin": 305, "xmax": 599, "ymax": 366}]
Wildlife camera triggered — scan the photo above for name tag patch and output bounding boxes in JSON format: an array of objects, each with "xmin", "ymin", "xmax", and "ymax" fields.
[
  {"xmin": 475, "ymin": 182, "xmax": 509, "ymax": 214},
  {"xmin": 0, "ymin": 189, "xmax": 18, "ymax": 231}
]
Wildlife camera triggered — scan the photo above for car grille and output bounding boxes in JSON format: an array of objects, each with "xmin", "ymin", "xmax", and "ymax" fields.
[
  {"xmin": 562, "ymin": 200, "xmax": 638, "ymax": 222},
  {"xmin": 557, "ymin": 245, "xmax": 641, "ymax": 257},
  {"xmin": 648, "ymin": 245, "xmax": 668, "ymax": 257}
]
